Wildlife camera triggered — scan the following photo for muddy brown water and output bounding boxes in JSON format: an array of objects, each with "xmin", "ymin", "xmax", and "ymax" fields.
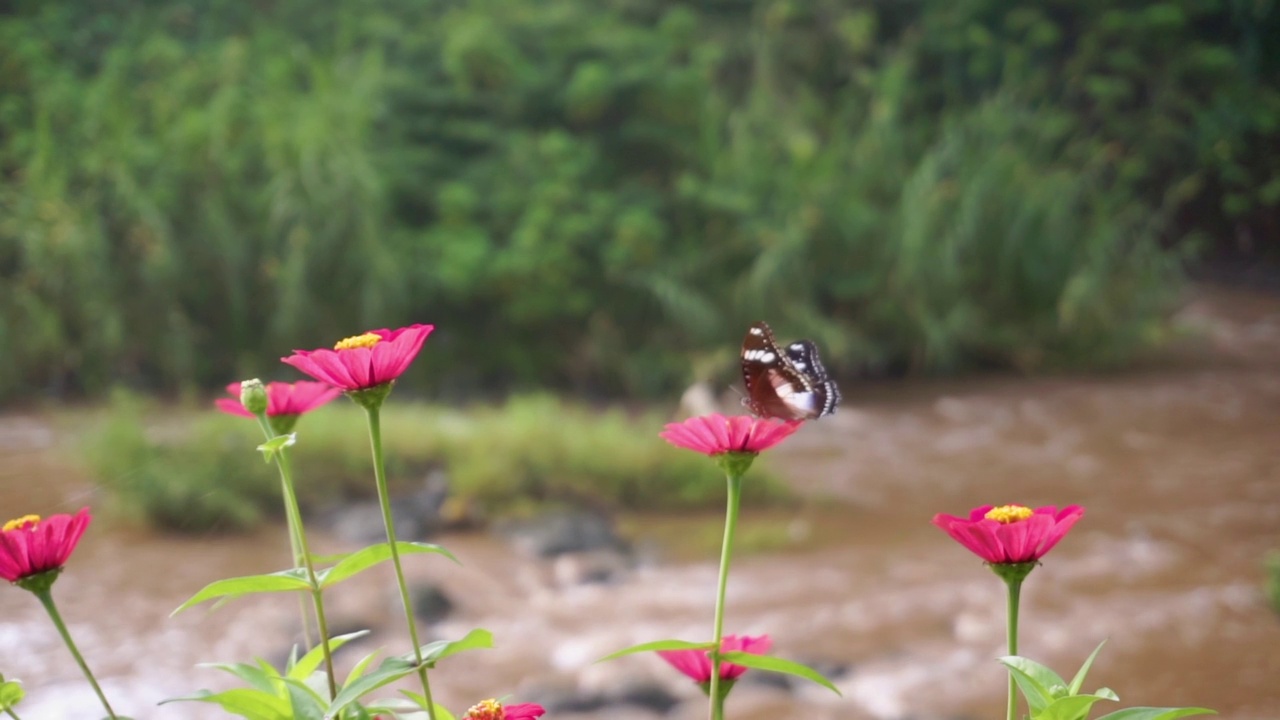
[{"xmin": 1, "ymin": 285, "xmax": 1278, "ymax": 719}]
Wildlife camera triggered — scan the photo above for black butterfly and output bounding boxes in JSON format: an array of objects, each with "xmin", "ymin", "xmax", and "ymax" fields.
[{"xmin": 741, "ymin": 321, "xmax": 841, "ymax": 421}]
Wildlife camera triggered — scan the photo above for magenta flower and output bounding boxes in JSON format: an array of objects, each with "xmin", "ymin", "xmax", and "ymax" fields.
[
  {"xmin": 658, "ymin": 634, "xmax": 772, "ymax": 683},
  {"xmin": 462, "ymin": 699, "xmax": 545, "ymax": 720},
  {"xmin": 281, "ymin": 324, "xmax": 434, "ymax": 392},
  {"xmin": 660, "ymin": 414, "xmax": 801, "ymax": 456},
  {"xmin": 932, "ymin": 504, "xmax": 1085, "ymax": 564},
  {"xmin": 0, "ymin": 508, "xmax": 91, "ymax": 583},
  {"xmin": 215, "ymin": 381, "xmax": 341, "ymax": 418}
]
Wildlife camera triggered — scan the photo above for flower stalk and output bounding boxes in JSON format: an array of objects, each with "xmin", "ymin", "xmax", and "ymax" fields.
[
  {"xmin": 707, "ymin": 461, "xmax": 747, "ymax": 720},
  {"xmin": 1004, "ymin": 576, "xmax": 1023, "ymax": 720},
  {"xmin": 252, "ymin": 412, "xmax": 338, "ymax": 700},
  {"xmin": 362, "ymin": 401, "xmax": 437, "ymax": 719},
  {"xmin": 32, "ymin": 586, "xmax": 117, "ymax": 719}
]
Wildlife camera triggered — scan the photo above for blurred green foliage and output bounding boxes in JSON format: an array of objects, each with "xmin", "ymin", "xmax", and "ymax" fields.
[
  {"xmin": 82, "ymin": 390, "xmax": 789, "ymax": 533},
  {"xmin": 1266, "ymin": 550, "xmax": 1280, "ymax": 618},
  {"xmin": 2, "ymin": 0, "xmax": 1277, "ymax": 401}
]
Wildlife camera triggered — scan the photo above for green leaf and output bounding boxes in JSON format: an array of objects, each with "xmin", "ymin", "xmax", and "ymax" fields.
[
  {"xmin": 379, "ymin": 693, "xmax": 456, "ymax": 720},
  {"xmin": 1037, "ymin": 694, "xmax": 1114, "ymax": 720},
  {"xmin": 0, "ymin": 679, "xmax": 24, "ymax": 709},
  {"xmin": 161, "ymin": 688, "xmax": 292, "ymax": 719},
  {"xmin": 342, "ymin": 706, "xmax": 375, "ymax": 720},
  {"xmin": 1069, "ymin": 639, "xmax": 1108, "ymax": 695},
  {"xmin": 1095, "ymin": 687, "xmax": 1120, "ymax": 701},
  {"xmin": 289, "ymin": 631, "xmax": 370, "ymax": 681},
  {"xmin": 172, "ymin": 568, "xmax": 313, "ymax": 615},
  {"xmin": 258, "ymin": 433, "xmax": 297, "ymax": 463},
  {"xmin": 410, "ymin": 628, "xmax": 495, "ymax": 667},
  {"xmin": 720, "ymin": 652, "xmax": 842, "ymax": 696},
  {"xmin": 597, "ymin": 639, "xmax": 714, "ymax": 662},
  {"xmin": 999, "ymin": 655, "xmax": 1067, "ymax": 712},
  {"xmin": 326, "ymin": 657, "xmax": 419, "ymax": 717},
  {"xmin": 1094, "ymin": 708, "xmax": 1217, "ymax": 720},
  {"xmin": 284, "ymin": 678, "xmax": 327, "ymax": 720},
  {"xmin": 342, "ymin": 650, "xmax": 383, "ymax": 688},
  {"xmin": 200, "ymin": 662, "xmax": 284, "ymax": 696},
  {"xmin": 319, "ymin": 542, "xmax": 459, "ymax": 589}
]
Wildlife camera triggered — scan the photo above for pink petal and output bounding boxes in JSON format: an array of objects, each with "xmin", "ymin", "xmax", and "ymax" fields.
[
  {"xmin": 370, "ymin": 324, "xmax": 433, "ymax": 381},
  {"xmin": 745, "ymin": 420, "xmax": 802, "ymax": 452},
  {"xmin": 1035, "ymin": 505, "xmax": 1085, "ymax": 557},
  {"xmin": 724, "ymin": 415, "xmax": 753, "ymax": 450},
  {"xmin": 337, "ymin": 347, "xmax": 376, "ymax": 389},
  {"xmin": 660, "ymin": 423, "xmax": 712, "ymax": 454},
  {"xmin": 0, "ymin": 532, "xmax": 27, "ymax": 582},
  {"xmin": 304, "ymin": 350, "xmax": 361, "ymax": 390},
  {"xmin": 214, "ymin": 398, "xmax": 254, "ymax": 418},
  {"xmin": 967, "ymin": 505, "xmax": 996, "ymax": 522},
  {"xmin": 282, "ymin": 350, "xmax": 345, "ymax": 388},
  {"xmin": 703, "ymin": 415, "xmax": 732, "ymax": 452},
  {"xmin": 658, "ymin": 648, "xmax": 712, "ymax": 682},
  {"xmin": 504, "ymin": 704, "xmax": 545, "ymax": 720},
  {"xmin": 953, "ymin": 521, "xmax": 1006, "ymax": 563},
  {"xmin": 998, "ymin": 516, "xmax": 1037, "ymax": 562}
]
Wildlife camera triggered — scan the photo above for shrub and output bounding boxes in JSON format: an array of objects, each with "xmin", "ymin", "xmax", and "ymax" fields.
[{"xmin": 82, "ymin": 391, "xmax": 790, "ymax": 533}]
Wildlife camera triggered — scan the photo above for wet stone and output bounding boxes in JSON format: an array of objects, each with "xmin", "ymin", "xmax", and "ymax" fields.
[
  {"xmin": 522, "ymin": 680, "xmax": 678, "ymax": 716},
  {"xmin": 410, "ymin": 581, "xmax": 455, "ymax": 624},
  {"xmin": 497, "ymin": 507, "xmax": 629, "ymax": 558},
  {"xmin": 552, "ymin": 548, "xmax": 633, "ymax": 587},
  {"xmin": 317, "ymin": 470, "xmax": 450, "ymax": 543}
]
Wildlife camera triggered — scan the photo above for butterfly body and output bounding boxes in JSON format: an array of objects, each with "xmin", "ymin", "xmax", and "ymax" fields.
[{"xmin": 740, "ymin": 322, "xmax": 841, "ymax": 421}]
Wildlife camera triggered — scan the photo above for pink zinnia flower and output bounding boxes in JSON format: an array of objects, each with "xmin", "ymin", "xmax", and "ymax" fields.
[
  {"xmin": 462, "ymin": 699, "xmax": 545, "ymax": 720},
  {"xmin": 0, "ymin": 509, "xmax": 91, "ymax": 583},
  {"xmin": 932, "ymin": 504, "xmax": 1085, "ymax": 564},
  {"xmin": 660, "ymin": 414, "xmax": 801, "ymax": 456},
  {"xmin": 215, "ymin": 381, "xmax": 341, "ymax": 418},
  {"xmin": 658, "ymin": 634, "xmax": 772, "ymax": 683},
  {"xmin": 281, "ymin": 324, "xmax": 434, "ymax": 391}
]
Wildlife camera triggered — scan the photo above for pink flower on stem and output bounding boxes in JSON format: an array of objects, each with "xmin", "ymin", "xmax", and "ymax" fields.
[
  {"xmin": 215, "ymin": 381, "xmax": 341, "ymax": 418},
  {"xmin": 660, "ymin": 414, "xmax": 801, "ymax": 456},
  {"xmin": 658, "ymin": 634, "xmax": 773, "ymax": 683},
  {"xmin": 281, "ymin": 324, "xmax": 434, "ymax": 392},
  {"xmin": 0, "ymin": 508, "xmax": 91, "ymax": 584},
  {"xmin": 462, "ymin": 699, "xmax": 545, "ymax": 720},
  {"xmin": 932, "ymin": 504, "xmax": 1085, "ymax": 564}
]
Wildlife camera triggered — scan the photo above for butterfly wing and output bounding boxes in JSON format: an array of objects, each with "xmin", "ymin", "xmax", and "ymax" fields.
[
  {"xmin": 784, "ymin": 340, "xmax": 841, "ymax": 417},
  {"xmin": 741, "ymin": 321, "xmax": 836, "ymax": 421}
]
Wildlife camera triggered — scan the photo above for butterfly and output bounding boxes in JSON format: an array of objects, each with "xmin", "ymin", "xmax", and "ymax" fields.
[{"xmin": 740, "ymin": 321, "xmax": 841, "ymax": 421}]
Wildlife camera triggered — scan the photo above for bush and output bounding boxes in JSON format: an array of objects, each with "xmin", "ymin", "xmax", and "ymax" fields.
[
  {"xmin": 82, "ymin": 391, "xmax": 791, "ymax": 533},
  {"xmin": 2, "ymin": 0, "xmax": 1275, "ymax": 401},
  {"xmin": 84, "ymin": 390, "xmax": 278, "ymax": 533},
  {"xmin": 1266, "ymin": 550, "xmax": 1280, "ymax": 618}
]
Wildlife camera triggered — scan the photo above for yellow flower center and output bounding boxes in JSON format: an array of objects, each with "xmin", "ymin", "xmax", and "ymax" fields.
[
  {"xmin": 2, "ymin": 515, "xmax": 40, "ymax": 532},
  {"xmin": 334, "ymin": 333, "xmax": 381, "ymax": 351},
  {"xmin": 464, "ymin": 699, "xmax": 504, "ymax": 720},
  {"xmin": 984, "ymin": 505, "xmax": 1034, "ymax": 524}
]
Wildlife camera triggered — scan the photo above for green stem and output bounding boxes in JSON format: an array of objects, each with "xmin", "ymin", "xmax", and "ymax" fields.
[
  {"xmin": 33, "ymin": 588, "xmax": 117, "ymax": 719},
  {"xmin": 363, "ymin": 405, "xmax": 436, "ymax": 719},
  {"xmin": 5, "ymin": 706, "xmax": 23, "ymax": 719},
  {"xmin": 255, "ymin": 415, "xmax": 337, "ymax": 700},
  {"xmin": 1006, "ymin": 578, "xmax": 1023, "ymax": 720},
  {"xmin": 707, "ymin": 471, "xmax": 743, "ymax": 720}
]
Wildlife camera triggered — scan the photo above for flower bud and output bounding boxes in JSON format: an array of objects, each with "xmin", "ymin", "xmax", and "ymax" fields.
[{"xmin": 239, "ymin": 379, "xmax": 269, "ymax": 415}]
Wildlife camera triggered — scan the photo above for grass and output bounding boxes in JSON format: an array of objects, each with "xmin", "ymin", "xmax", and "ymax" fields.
[{"xmin": 81, "ymin": 390, "xmax": 792, "ymax": 534}]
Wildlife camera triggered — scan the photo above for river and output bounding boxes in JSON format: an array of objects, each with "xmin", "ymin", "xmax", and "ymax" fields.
[{"xmin": 1, "ymin": 285, "xmax": 1278, "ymax": 719}]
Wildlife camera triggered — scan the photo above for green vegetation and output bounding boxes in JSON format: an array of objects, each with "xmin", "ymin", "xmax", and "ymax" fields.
[
  {"xmin": 1266, "ymin": 550, "xmax": 1280, "ymax": 618},
  {"xmin": 2, "ymin": 1, "xmax": 1277, "ymax": 401},
  {"xmin": 82, "ymin": 391, "xmax": 789, "ymax": 533}
]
